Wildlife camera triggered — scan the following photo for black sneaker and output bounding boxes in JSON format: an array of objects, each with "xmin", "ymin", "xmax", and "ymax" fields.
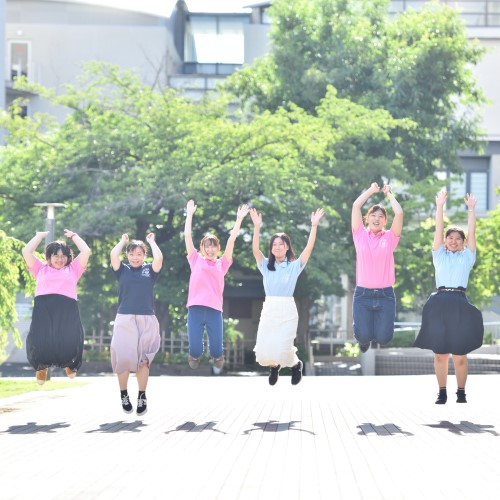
[
  {"xmin": 121, "ymin": 393, "xmax": 133, "ymax": 414},
  {"xmin": 435, "ymin": 390, "xmax": 447, "ymax": 405},
  {"xmin": 456, "ymin": 389, "xmax": 467, "ymax": 403},
  {"xmin": 137, "ymin": 395, "xmax": 148, "ymax": 416},
  {"xmin": 360, "ymin": 343, "xmax": 370, "ymax": 353},
  {"xmin": 268, "ymin": 365, "xmax": 280, "ymax": 386},
  {"xmin": 291, "ymin": 360, "xmax": 303, "ymax": 385}
]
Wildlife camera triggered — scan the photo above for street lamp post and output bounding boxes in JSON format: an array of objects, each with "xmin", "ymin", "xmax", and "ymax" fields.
[
  {"xmin": 34, "ymin": 203, "xmax": 66, "ymax": 380},
  {"xmin": 34, "ymin": 202, "xmax": 66, "ymax": 246}
]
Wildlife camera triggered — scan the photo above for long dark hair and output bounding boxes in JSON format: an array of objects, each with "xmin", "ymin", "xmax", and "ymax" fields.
[
  {"xmin": 267, "ymin": 233, "xmax": 296, "ymax": 271},
  {"xmin": 45, "ymin": 241, "xmax": 74, "ymax": 265}
]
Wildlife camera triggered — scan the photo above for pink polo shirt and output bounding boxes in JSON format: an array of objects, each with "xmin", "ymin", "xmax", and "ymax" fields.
[
  {"xmin": 28, "ymin": 257, "xmax": 86, "ymax": 300},
  {"xmin": 352, "ymin": 224, "xmax": 400, "ymax": 288},
  {"xmin": 186, "ymin": 251, "xmax": 232, "ymax": 312}
]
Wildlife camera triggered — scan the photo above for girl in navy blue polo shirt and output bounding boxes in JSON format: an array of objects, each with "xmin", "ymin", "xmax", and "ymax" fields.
[
  {"xmin": 110, "ymin": 233, "xmax": 163, "ymax": 416},
  {"xmin": 414, "ymin": 192, "xmax": 483, "ymax": 404}
]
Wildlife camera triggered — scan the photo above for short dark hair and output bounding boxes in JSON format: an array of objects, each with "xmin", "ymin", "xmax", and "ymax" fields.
[
  {"xmin": 445, "ymin": 226, "xmax": 466, "ymax": 241},
  {"xmin": 45, "ymin": 241, "xmax": 73, "ymax": 265},
  {"xmin": 267, "ymin": 233, "xmax": 296, "ymax": 271},
  {"xmin": 364, "ymin": 204, "xmax": 387, "ymax": 225},
  {"xmin": 126, "ymin": 240, "xmax": 148, "ymax": 255}
]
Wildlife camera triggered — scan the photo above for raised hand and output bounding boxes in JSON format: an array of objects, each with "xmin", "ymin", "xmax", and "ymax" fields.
[
  {"xmin": 36, "ymin": 231, "xmax": 50, "ymax": 239},
  {"xmin": 249, "ymin": 208, "xmax": 262, "ymax": 227},
  {"xmin": 370, "ymin": 182, "xmax": 380, "ymax": 194},
  {"xmin": 146, "ymin": 233, "xmax": 156, "ymax": 243},
  {"xmin": 186, "ymin": 200, "xmax": 197, "ymax": 215},
  {"xmin": 311, "ymin": 208, "xmax": 325, "ymax": 226},
  {"xmin": 464, "ymin": 193, "xmax": 477, "ymax": 210},
  {"xmin": 436, "ymin": 190, "xmax": 447, "ymax": 207},
  {"xmin": 382, "ymin": 184, "xmax": 392, "ymax": 196},
  {"xmin": 237, "ymin": 204, "xmax": 250, "ymax": 220},
  {"xmin": 121, "ymin": 234, "xmax": 129, "ymax": 244}
]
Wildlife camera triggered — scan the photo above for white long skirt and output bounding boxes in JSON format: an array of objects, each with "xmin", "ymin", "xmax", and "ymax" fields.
[{"xmin": 254, "ymin": 296, "xmax": 300, "ymax": 368}]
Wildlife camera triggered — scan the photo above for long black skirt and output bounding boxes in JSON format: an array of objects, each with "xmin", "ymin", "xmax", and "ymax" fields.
[
  {"xmin": 26, "ymin": 294, "xmax": 84, "ymax": 371},
  {"xmin": 413, "ymin": 290, "xmax": 483, "ymax": 355}
]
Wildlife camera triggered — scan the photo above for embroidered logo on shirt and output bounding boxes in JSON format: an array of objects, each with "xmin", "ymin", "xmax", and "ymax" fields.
[
  {"xmin": 380, "ymin": 239, "xmax": 388, "ymax": 248},
  {"xmin": 142, "ymin": 268, "xmax": 151, "ymax": 277}
]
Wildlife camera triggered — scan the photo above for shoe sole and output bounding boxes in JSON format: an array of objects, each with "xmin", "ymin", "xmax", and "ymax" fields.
[
  {"xmin": 122, "ymin": 408, "xmax": 133, "ymax": 414},
  {"xmin": 137, "ymin": 409, "xmax": 148, "ymax": 416}
]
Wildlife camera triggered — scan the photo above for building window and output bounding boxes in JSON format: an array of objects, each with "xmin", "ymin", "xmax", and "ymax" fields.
[
  {"xmin": 8, "ymin": 41, "xmax": 30, "ymax": 81},
  {"xmin": 388, "ymin": 1, "xmax": 500, "ymax": 27},
  {"xmin": 185, "ymin": 14, "xmax": 249, "ymax": 65},
  {"xmin": 449, "ymin": 158, "xmax": 489, "ymax": 212},
  {"xmin": 260, "ymin": 6, "xmax": 272, "ymax": 24}
]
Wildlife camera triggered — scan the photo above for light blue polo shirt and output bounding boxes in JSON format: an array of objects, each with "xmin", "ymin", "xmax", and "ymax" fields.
[
  {"xmin": 257, "ymin": 255, "xmax": 305, "ymax": 296},
  {"xmin": 432, "ymin": 245, "xmax": 476, "ymax": 289}
]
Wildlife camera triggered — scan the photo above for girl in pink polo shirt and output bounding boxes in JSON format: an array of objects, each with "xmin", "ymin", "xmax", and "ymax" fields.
[
  {"xmin": 184, "ymin": 200, "xmax": 249, "ymax": 371},
  {"xmin": 351, "ymin": 182, "xmax": 403, "ymax": 353},
  {"xmin": 22, "ymin": 229, "xmax": 91, "ymax": 385}
]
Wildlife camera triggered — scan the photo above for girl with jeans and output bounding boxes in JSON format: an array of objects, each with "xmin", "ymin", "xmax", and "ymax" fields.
[
  {"xmin": 184, "ymin": 200, "xmax": 249, "ymax": 371},
  {"xmin": 351, "ymin": 182, "xmax": 403, "ymax": 352}
]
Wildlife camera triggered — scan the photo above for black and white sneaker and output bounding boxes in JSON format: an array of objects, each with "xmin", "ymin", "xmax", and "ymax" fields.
[
  {"xmin": 268, "ymin": 365, "xmax": 280, "ymax": 386},
  {"xmin": 137, "ymin": 394, "xmax": 148, "ymax": 416},
  {"xmin": 291, "ymin": 360, "xmax": 303, "ymax": 385},
  {"xmin": 121, "ymin": 393, "xmax": 133, "ymax": 414}
]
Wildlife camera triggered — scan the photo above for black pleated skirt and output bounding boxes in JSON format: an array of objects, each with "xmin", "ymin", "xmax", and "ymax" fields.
[
  {"xmin": 414, "ymin": 290, "xmax": 483, "ymax": 355},
  {"xmin": 26, "ymin": 294, "xmax": 85, "ymax": 371}
]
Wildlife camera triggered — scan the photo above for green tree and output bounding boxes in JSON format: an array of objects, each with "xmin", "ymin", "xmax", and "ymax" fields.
[{"xmin": 0, "ymin": 231, "xmax": 35, "ymax": 362}]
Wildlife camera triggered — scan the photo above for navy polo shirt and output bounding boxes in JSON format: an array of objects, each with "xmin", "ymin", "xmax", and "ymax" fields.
[{"xmin": 114, "ymin": 262, "xmax": 160, "ymax": 315}]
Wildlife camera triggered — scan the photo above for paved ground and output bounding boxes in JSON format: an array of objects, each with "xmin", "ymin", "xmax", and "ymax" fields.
[{"xmin": 1, "ymin": 373, "xmax": 500, "ymax": 500}]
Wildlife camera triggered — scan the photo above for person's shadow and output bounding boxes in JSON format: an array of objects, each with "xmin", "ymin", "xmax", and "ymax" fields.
[
  {"xmin": 165, "ymin": 421, "xmax": 226, "ymax": 434},
  {"xmin": 357, "ymin": 423, "xmax": 413, "ymax": 436},
  {"xmin": 243, "ymin": 420, "xmax": 315, "ymax": 435},
  {"xmin": 86, "ymin": 421, "xmax": 147, "ymax": 433},
  {"xmin": 1, "ymin": 422, "xmax": 70, "ymax": 434},
  {"xmin": 425, "ymin": 420, "xmax": 499, "ymax": 436}
]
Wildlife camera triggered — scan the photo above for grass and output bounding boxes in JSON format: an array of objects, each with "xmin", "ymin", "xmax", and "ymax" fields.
[{"xmin": 0, "ymin": 380, "xmax": 88, "ymax": 399}]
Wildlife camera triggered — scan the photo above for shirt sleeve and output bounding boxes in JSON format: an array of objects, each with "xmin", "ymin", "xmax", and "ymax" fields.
[
  {"xmin": 69, "ymin": 258, "xmax": 86, "ymax": 281},
  {"xmin": 113, "ymin": 261, "xmax": 124, "ymax": 280},
  {"xmin": 464, "ymin": 246, "xmax": 476, "ymax": 268},
  {"xmin": 187, "ymin": 251, "xmax": 199, "ymax": 270},
  {"xmin": 220, "ymin": 255, "xmax": 232, "ymax": 275},
  {"xmin": 352, "ymin": 223, "xmax": 365, "ymax": 247},
  {"xmin": 387, "ymin": 229, "xmax": 401, "ymax": 251},
  {"xmin": 257, "ymin": 256, "xmax": 268, "ymax": 275},
  {"xmin": 27, "ymin": 257, "xmax": 44, "ymax": 278},
  {"xmin": 432, "ymin": 245, "xmax": 445, "ymax": 266}
]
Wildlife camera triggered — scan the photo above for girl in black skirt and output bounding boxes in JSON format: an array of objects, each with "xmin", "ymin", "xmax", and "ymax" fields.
[
  {"xmin": 414, "ymin": 191, "xmax": 483, "ymax": 404},
  {"xmin": 23, "ymin": 229, "xmax": 91, "ymax": 385}
]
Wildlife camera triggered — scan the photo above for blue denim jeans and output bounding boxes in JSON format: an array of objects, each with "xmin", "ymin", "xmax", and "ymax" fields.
[
  {"xmin": 352, "ymin": 286, "xmax": 396, "ymax": 345},
  {"xmin": 187, "ymin": 305, "xmax": 224, "ymax": 358}
]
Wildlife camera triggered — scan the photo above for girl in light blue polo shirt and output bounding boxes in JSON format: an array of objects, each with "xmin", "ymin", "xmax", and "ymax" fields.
[
  {"xmin": 414, "ymin": 191, "xmax": 483, "ymax": 404},
  {"xmin": 249, "ymin": 207, "xmax": 325, "ymax": 386}
]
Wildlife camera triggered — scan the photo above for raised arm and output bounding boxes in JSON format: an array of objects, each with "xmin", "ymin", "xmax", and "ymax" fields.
[
  {"xmin": 352, "ymin": 183, "xmax": 379, "ymax": 231},
  {"xmin": 299, "ymin": 208, "xmax": 325, "ymax": 266},
  {"xmin": 382, "ymin": 185, "xmax": 403, "ymax": 237},
  {"xmin": 433, "ymin": 191, "xmax": 447, "ymax": 251},
  {"xmin": 184, "ymin": 200, "xmax": 197, "ymax": 257},
  {"xmin": 464, "ymin": 193, "xmax": 477, "ymax": 252},
  {"xmin": 223, "ymin": 204, "xmax": 249, "ymax": 262},
  {"xmin": 110, "ymin": 234, "xmax": 128, "ymax": 271},
  {"xmin": 249, "ymin": 208, "xmax": 263, "ymax": 266},
  {"xmin": 64, "ymin": 229, "xmax": 91, "ymax": 268},
  {"xmin": 22, "ymin": 231, "xmax": 49, "ymax": 268},
  {"xmin": 146, "ymin": 232, "xmax": 163, "ymax": 273}
]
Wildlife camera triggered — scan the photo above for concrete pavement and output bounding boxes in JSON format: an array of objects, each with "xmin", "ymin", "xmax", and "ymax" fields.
[{"xmin": 1, "ymin": 373, "xmax": 500, "ymax": 500}]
